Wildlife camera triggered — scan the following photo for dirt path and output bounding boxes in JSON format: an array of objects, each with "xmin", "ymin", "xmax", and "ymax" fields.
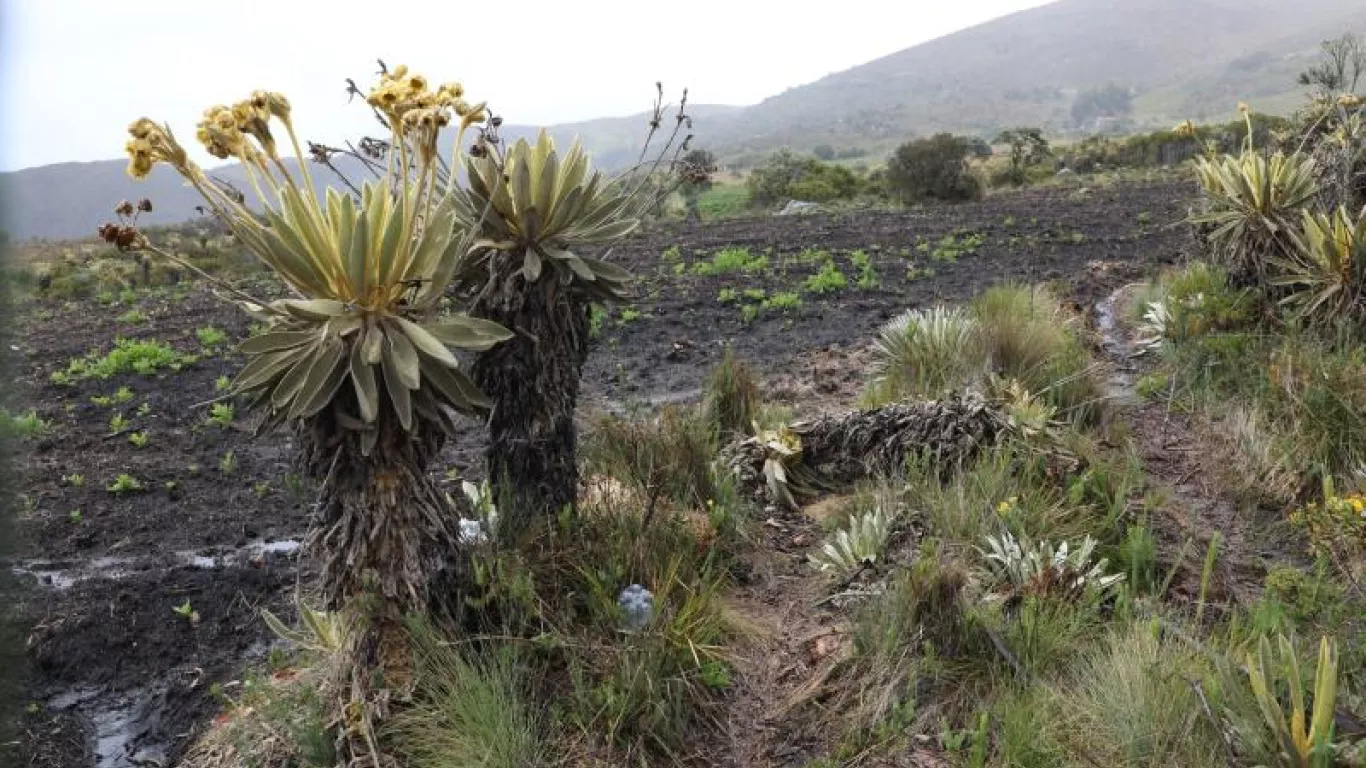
[
  {"xmin": 1094, "ymin": 286, "xmax": 1303, "ymax": 615},
  {"xmin": 721, "ymin": 502, "xmax": 852, "ymax": 767}
]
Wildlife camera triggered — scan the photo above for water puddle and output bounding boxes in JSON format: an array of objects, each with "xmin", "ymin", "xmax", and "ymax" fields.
[
  {"xmin": 1095, "ymin": 287, "xmax": 1139, "ymax": 405},
  {"xmin": 47, "ymin": 686, "xmax": 168, "ymax": 768},
  {"xmin": 9, "ymin": 538, "xmax": 303, "ymax": 590}
]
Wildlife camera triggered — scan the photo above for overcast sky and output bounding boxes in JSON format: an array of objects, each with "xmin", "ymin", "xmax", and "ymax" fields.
[{"xmin": 0, "ymin": 0, "xmax": 1053, "ymax": 172}]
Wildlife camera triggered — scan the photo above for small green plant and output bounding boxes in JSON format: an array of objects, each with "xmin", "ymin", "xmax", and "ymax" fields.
[
  {"xmin": 804, "ymin": 259, "xmax": 847, "ymax": 294},
  {"xmin": 740, "ymin": 304, "xmax": 760, "ymax": 324},
  {"xmin": 116, "ymin": 308, "xmax": 147, "ymax": 324},
  {"xmin": 717, "ymin": 287, "xmax": 739, "ymax": 303},
  {"xmin": 1137, "ymin": 211, "xmax": 1152, "ymax": 224},
  {"xmin": 809, "ymin": 501, "xmax": 896, "ymax": 576},
  {"xmin": 195, "ymin": 325, "xmax": 228, "ymax": 348},
  {"xmin": 761, "ymin": 291, "xmax": 802, "ymax": 312},
  {"xmin": 588, "ymin": 303, "xmax": 607, "ymax": 339},
  {"xmin": 68, "ymin": 509, "xmax": 84, "ymax": 524},
  {"xmin": 128, "ymin": 431, "xmax": 149, "ymax": 448},
  {"xmin": 254, "ymin": 481, "xmax": 271, "ymax": 498},
  {"xmin": 1245, "ymin": 634, "xmax": 1338, "ymax": 767},
  {"xmin": 208, "ymin": 402, "xmax": 234, "ymax": 428},
  {"xmin": 172, "ymin": 599, "xmax": 201, "ymax": 625},
  {"xmin": 214, "ymin": 375, "xmax": 232, "ymax": 392},
  {"xmin": 0, "ymin": 408, "xmax": 47, "ymax": 440},
  {"xmin": 135, "ymin": 402, "xmax": 151, "ymax": 417},
  {"xmin": 219, "ymin": 450, "xmax": 238, "ymax": 474},
  {"xmin": 617, "ymin": 308, "xmax": 642, "ymax": 326},
  {"xmin": 62, "ymin": 338, "xmax": 184, "ymax": 380},
  {"xmin": 107, "ymin": 473, "xmax": 144, "ymax": 494},
  {"xmin": 742, "ymin": 288, "xmax": 767, "ymax": 301},
  {"xmin": 661, "ymin": 245, "xmax": 682, "ymax": 262},
  {"xmin": 693, "ymin": 246, "xmax": 767, "ymax": 277},
  {"xmin": 109, "ymin": 412, "xmax": 130, "ymax": 433},
  {"xmin": 1135, "ymin": 372, "xmax": 1170, "ymax": 399},
  {"xmin": 849, "ymin": 249, "xmax": 879, "ymax": 289},
  {"xmin": 62, "ymin": 473, "xmax": 84, "ymax": 487}
]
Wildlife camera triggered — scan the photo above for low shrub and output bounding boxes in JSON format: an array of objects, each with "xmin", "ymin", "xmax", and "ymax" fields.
[{"xmin": 883, "ymin": 134, "xmax": 984, "ymax": 204}]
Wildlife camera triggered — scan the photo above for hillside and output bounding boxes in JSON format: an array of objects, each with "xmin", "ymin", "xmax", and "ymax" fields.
[
  {"xmin": 698, "ymin": 0, "xmax": 1366, "ymax": 159},
  {"xmin": 5, "ymin": 0, "xmax": 1366, "ymax": 240}
]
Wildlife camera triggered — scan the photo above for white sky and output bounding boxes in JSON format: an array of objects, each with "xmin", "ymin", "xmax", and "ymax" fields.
[{"xmin": 0, "ymin": 0, "xmax": 1054, "ymax": 171}]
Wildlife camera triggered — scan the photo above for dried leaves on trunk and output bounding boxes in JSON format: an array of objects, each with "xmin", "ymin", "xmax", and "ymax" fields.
[{"xmin": 721, "ymin": 390, "xmax": 1005, "ymax": 510}]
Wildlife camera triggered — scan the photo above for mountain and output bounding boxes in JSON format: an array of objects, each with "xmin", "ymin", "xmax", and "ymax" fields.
[
  {"xmin": 4, "ymin": 0, "xmax": 1365, "ymax": 241},
  {"xmin": 694, "ymin": 0, "xmax": 1366, "ymax": 160}
]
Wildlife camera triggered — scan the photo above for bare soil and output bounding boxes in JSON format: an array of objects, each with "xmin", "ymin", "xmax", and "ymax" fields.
[{"xmin": 5, "ymin": 177, "xmax": 1195, "ymax": 767}]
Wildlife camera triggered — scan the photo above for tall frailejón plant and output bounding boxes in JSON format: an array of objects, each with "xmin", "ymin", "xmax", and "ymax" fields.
[
  {"xmin": 113, "ymin": 70, "xmax": 511, "ymax": 682},
  {"xmin": 1192, "ymin": 106, "xmax": 1319, "ymax": 286},
  {"xmin": 448, "ymin": 131, "xmax": 644, "ymax": 526}
]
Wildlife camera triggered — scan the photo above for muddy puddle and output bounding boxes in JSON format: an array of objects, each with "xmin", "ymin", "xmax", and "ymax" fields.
[
  {"xmin": 1095, "ymin": 286, "xmax": 1139, "ymax": 405},
  {"xmin": 9, "ymin": 538, "xmax": 302, "ymax": 591}
]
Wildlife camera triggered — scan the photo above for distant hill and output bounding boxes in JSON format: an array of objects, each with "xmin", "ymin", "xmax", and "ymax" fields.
[
  {"xmin": 0, "ymin": 106, "xmax": 741, "ymax": 243},
  {"xmin": 4, "ymin": 0, "xmax": 1365, "ymax": 241},
  {"xmin": 694, "ymin": 0, "xmax": 1366, "ymax": 160}
]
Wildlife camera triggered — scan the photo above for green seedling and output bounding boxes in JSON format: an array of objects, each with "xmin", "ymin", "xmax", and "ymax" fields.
[
  {"xmin": 128, "ymin": 431, "xmax": 149, "ymax": 448},
  {"xmin": 208, "ymin": 402, "xmax": 234, "ymax": 428},
  {"xmin": 107, "ymin": 473, "xmax": 143, "ymax": 494}
]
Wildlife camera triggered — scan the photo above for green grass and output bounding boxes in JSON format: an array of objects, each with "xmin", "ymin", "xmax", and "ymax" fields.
[
  {"xmin": 390, "ymin": 622, "xmax": 541, "ymax": 768},
  {"xmin": 694, "ymin": 184, "xmax": 750, "ymax": 218}
]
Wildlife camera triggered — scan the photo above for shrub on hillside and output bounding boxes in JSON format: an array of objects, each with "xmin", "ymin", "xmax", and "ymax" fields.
[
  {"xmin": 883, "ymin": 134, "xmax": 984, "ymax": 204},
  {"xmin": 746, "ymin": 149, "xmax": 861, "ymax": 207},
  {"xmin": 994, "ymin": 127, "xmax": 1052, "ymax": 186}
]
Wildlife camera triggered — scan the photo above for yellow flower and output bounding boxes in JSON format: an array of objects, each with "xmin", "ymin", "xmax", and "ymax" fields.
[
  {"xmin": 406, "ymin": 75, "xmax": 427, "ymax": 93},
  {"xmin": 1339, "ymin": 93, "xmax": 1363, "ymax": 108},
  {"xmin": 1351, "ymin": 497, "xmax": 1364, "ymax": 513},
  {"xmin": 996, "ymin": 500, "xmax": 1011, "ymax": 513}
]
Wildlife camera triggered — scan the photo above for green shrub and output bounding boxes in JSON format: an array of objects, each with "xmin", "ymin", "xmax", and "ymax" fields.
[
  {"xmin": 994, "ymin": 127, "xmax": 1052, "ymax": 186},
  {"xmin": 747, "ymin": 149, "xmax": 861, "ymax": 207},
  {"xmin": 883, "ymin": 134, "xmax": 984, "ymax": 204}
]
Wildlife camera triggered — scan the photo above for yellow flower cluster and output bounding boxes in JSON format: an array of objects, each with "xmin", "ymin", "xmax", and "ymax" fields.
[
  {"xmin": 366, "ymin": 64, "xmax": 481, "ymax": 128},
  {"xmin": 194, "ymin": 90, "xmax": 291, "ymax": 161},
  {"xmin": 995, "ymin": 496, "xmax": 1020, "ymax": 514},
  {"xmin": 1173, "ymin": 120, "xmax": 1197, "ymax": 138},
  {"xmin": 125, "ymin": 118, "xmax": 189, "ymax": 180},
  {"xmin": 1289, "ymin": 490, "xmax": 1366, "ymax": 559}
]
